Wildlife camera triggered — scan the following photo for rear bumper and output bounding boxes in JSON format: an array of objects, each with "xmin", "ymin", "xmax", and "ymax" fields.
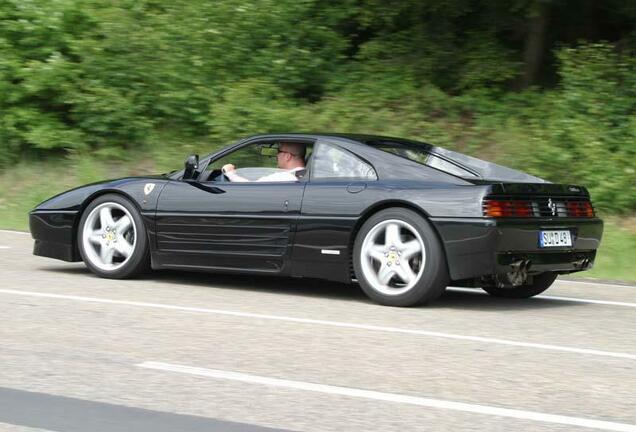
[
  {"xmin": 29, "ymin": 210, "xmax": 80, "ymax": 262},
  {"xmin": 432, "ymin": 217, "xmax": 603, "ymax": 281},
  {"xmin": 495, "ymin": 250, "xmax": 596, "ymax": 274}
]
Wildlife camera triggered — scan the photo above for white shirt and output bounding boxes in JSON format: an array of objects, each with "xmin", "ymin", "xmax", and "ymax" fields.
[{"xmin": 226, "ymin": 167, "xmax": 304, "ymax": 182}]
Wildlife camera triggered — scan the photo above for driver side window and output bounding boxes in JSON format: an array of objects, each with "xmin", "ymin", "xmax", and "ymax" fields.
[
  {"xmin": 202, "ymin": 141, "xmax": 311, "ymax": 182},
  {"xmin": 200, "ymin": 143, "xmax": 279, "ymax": 182},
  {"xmin": 211, "ymin": 143, "xmax": 278, "ymax": 172}
]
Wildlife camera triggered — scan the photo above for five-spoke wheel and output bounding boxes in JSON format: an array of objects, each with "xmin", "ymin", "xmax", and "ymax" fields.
[
  {"xmin": 353, "ymin": 208, "xmax": 448, "ymax": 307},
  {"xmin": 360, "ymin": 219, "xmax": 425, "ymax": 296},
  {"xmin": 82, "ymin": 202, "xmax": 136, "ymax": 271},
  {"xmin": 78, "ymin": 194, "xmax": 149, "ymax": 278}
]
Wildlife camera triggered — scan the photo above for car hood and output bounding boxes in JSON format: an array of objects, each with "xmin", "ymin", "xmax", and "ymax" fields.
[{"xmin": 32, "ymin": 175, "xmax": 170, "ymax": 212}]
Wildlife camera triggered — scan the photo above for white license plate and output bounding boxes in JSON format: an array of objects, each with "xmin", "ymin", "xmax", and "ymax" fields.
[{"xmin": 539, "ymin": 230, "xmax": 572, "ymax": 247}]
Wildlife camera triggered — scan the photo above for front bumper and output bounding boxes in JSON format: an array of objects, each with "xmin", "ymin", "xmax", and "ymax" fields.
[
  {"xmin": 431, "ymin": 217, "xmax": 603, "ymax": 281},
  {"xmin": 29, "ymin": 210, "xmax": 80, "ymax": 262}
]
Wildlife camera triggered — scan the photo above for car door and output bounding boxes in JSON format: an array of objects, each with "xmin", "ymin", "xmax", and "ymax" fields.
[
  {"xmin": 154, "ymin": 162, "xmax": 306, "ymax": 275},
  {"xmin": 292, "ymin": 140, "xmax": 379, "ymax": 282}
]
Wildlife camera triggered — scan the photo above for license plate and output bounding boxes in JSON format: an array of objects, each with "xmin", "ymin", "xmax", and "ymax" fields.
[{"xmin": 539, "ymin": 230, "xmax": 572, "ymax": 247}]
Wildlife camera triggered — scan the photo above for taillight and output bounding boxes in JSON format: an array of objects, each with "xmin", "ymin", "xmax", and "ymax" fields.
[
  {"xmin": 483, "ymin": 198, "xmax": 595, "ymax": 218},
  {"xmin": 483, "ymin": 199, "xmax": 533, "ymax": 217},
  {"xmin": 567, "ymin": 201, "xmax": 595, "ymax": 218}
]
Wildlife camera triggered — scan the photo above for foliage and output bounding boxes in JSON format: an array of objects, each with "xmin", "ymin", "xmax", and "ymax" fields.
[
  {"xmin": 518, "ymin": 43, "xmax": 636, "ymax": 211},
  {"xmin": 0, "ymin": 1, "xmax": 634, "ymax": 212},
  {"xmin": 580, "ymin": 216, "xmax": 636, "ymax": 282}
]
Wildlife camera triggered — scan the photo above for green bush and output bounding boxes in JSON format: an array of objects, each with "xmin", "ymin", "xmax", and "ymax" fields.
[
  {"xmin": 512, "ymin": 43, "xmax": 636, "ymax": 212},
  {"xmin": 0, "ymin": 2, "xmax": 634, "ymax": 213}
]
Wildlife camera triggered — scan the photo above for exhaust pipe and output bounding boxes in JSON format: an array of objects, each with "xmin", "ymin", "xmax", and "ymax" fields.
[
  {"xmin": 523, "ymin": 259, "xmax": 532, "ymax": 272},
  {"xmin": 573, "ymin": 258, "xmax": 591, "ymax": 269},
  {"xmin": 506, "ymin": 259, "xmax": 531, "ymax": 287},
  {"xmin": 510, "ymin": 259, "xmax": 532, "ymax": 272}
]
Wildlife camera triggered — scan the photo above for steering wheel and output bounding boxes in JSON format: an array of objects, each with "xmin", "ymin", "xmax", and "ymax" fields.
[{"xmin": 207, "ymin": 169, "xmax": 227, "ymax": 182}]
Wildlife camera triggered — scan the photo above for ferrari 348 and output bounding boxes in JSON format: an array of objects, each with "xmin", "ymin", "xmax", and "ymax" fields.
[{"xmin": 30, "ymin": 134, "xmax": 603, "ymax": 306}]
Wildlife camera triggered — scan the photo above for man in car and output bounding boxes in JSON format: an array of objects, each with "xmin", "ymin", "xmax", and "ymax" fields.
[{"xmin": 222, "ymin": 142, "xmax": 306, "ymax": 182}]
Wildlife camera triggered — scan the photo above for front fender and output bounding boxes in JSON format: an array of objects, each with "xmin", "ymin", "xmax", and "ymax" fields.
[{"xmin": 29, "ymin": 177, "xmax": 169, "ymax": 262}]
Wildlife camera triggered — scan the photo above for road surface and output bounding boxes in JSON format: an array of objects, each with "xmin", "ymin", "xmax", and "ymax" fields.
[{"xmin": 0, "ymin": 230, "xmax": 635, "ymax": 432}]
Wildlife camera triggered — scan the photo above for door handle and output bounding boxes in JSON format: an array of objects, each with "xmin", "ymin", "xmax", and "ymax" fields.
[
  {"xmin": 347, "ymin": 183, "xmax": 367, "ymax": 194},
  {"xmin": 283, "ymin": 200, "xmax": 289, "ymax": 211}
]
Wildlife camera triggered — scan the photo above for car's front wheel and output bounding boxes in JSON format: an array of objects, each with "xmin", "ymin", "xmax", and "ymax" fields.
[
  {"xmin": 353, "ymin": 208, "xmax": 448, "ymax": 307},
  {"xmin": 482, "ymin": 272, "xmax": 558, "ymax": 299},
  {"xmin": 78, "ymin": 194, "xmax": 149, "ymax": 279}
]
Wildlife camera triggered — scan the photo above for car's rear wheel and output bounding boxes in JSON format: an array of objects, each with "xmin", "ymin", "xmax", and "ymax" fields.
[
  {"xmin": 78, "ymin": 194, "xmax": 149, "ymax": 279},
  {"xmin": 353, "ymin": 208, "xmax": 448, "ymax": 307},
  {"xmin": 482, "ymin": 272, "xmax": 558, "ymax": 299}
]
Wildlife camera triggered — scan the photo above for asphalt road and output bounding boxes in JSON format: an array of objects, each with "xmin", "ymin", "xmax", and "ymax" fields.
[{"xmin": 1, "ymin": 229, "xmax": 635, "ymax": 432}]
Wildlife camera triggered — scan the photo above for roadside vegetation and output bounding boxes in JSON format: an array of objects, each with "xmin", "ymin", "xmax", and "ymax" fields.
[{"xmin": 0, "ymin": 1, "xmax": 634, "ymax": 281}]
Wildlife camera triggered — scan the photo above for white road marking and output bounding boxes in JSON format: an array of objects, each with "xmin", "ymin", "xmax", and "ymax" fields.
[
  {"xmin": 138, "ymin": 361, "xmax": 636, "ymax": 432},
  {"xmin": 1, "ymin": 288, "xmax": 635, "ymax": 361},
  {"xmin": 557, "ymin": 279, "xmax": 636, "ymax": 289},
  {"xmin": 536, "ymin": 295, "xmax": 636, "ymax": 307},
  {"xmin": 448, "ymin": 287, "xmax": 636, "ymax": 308},
  {"xmin": 0, "ymin": 246, "xmax": 10, "ymax": 249},
  {"xmin": 0, "ymin": 230, "xmax": 30, "ymax": 236}
]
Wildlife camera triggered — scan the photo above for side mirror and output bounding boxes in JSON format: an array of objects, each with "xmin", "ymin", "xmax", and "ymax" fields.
[{"xmin": 183, "ymin": 154, "xmax": 199, "ymax": 180}]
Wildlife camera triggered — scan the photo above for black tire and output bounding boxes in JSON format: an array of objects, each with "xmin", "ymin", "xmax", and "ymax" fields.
[
  {"xmin": 77, "ymin": 194, "xmax": 150, "ymax": 279},
  {"xmin": 353, "ymin": 208, "xmax": 448, "ymax": 307},
  {"xmin": 482, "ymin": 272, "xmax": 558, "ymax": 299}
]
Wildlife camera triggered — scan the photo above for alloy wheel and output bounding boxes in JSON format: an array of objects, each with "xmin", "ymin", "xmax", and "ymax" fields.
[
  {"xmin": 81, "ymin": 202, "xmax": 137, "ymax": 271},
  {"xmin": 360, "ymin": 219, "xmax": 426, "ymax": 296}
]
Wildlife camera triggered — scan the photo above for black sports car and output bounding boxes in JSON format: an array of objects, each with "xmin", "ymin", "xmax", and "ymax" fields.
[{"xmin": 30, "ymin": 134, "xmax": 603, "ymax": 306}]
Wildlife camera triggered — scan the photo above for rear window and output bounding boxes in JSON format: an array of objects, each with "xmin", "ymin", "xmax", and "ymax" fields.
[
  {"xmin": 312, "ymin": 143, "xmax": 377, "ymax": 180},
  {"xmin": 373, "ymin": 142, "xmax": 479, "ymax": 179}
]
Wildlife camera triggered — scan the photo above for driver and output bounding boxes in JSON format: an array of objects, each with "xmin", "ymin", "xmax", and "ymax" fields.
[{"xmin": 222, "ymin": 142, "xmax": 306, "ymax": 182}]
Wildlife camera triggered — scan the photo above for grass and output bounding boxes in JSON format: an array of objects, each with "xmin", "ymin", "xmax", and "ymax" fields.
[
  {"xmin": 0, "ymin": 155, "xmax": 157, "ymax": 231},
  {"xmin": 1, "ymin": 156, "xmax": 635, "ymax": 283},
  {"xmin": 574, "ymin": 216, "xmax": 636, "ymax": 283}
]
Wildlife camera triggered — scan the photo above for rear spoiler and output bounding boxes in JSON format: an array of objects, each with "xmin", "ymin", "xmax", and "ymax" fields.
[{"xmin": 488, "ymin": 183, "xmax": 590, "ymax": 198}]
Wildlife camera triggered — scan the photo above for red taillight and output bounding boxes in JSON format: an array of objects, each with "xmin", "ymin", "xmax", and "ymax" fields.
[
  {"xmin": 483, "ymin": 199, "xmax": 533, "ymax": 217},
  {"xmin": 484, "ymin": 198, "xmax": 595, "ymax": 218},
  {"xmin": 567, "ymin": 201, "xmax": 595, "ymax": 218}
]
